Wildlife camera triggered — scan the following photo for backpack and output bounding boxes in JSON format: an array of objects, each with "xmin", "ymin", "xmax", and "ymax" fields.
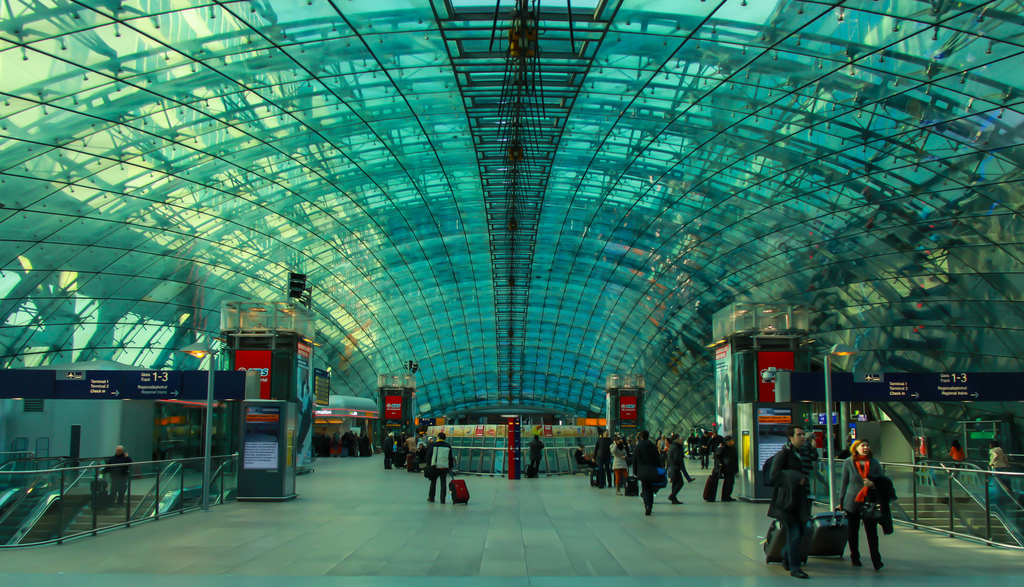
[{"xmin": 762, "ymin": 454, "xmax": 776, "ymax": 487}]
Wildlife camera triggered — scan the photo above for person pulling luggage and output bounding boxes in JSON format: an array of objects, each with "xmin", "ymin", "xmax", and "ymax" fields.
[
  {"xmin": 838, "ymin": 440, "xmax": 884, "ymax": 570},
  {"xmin": 767, "ymin": 425, "xmax": 814, "ymax": 579},
  {"xmin": 716, "ymin": 436, "xmax": 739, "ymax": 501},
  {"xmin": 427, "ymin": 432, "xmax": 455, "ymax": 503}
]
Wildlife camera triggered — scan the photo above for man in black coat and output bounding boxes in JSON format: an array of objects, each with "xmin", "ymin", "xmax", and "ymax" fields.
[
  {"xmin": 594, "ymin": 431, "xmax": 614, "ymax": 488},
  {"xmin": 768, "ymin": 425, "xmax": 814, "ymax": 579},
  {"xmin": 104, "ymin": 445, "xmax": 133, "ymax": 506},
  {"xmin": 633, "ymin": 430, "xmax": 661, "ymax": 515},
  {"xmin": 666, "ymin": 434, "xmax": 687, "ymax": 504},
  {"xmin": 716, "ymin": 435, "xmax": 739, "ymax": 501},
  {"xmin": 528, "ymin": 434, "xmax": 545, "ymax": 476}
]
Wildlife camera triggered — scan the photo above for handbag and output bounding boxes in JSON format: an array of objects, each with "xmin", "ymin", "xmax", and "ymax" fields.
[
  {"xmin": 424, "ymin": 464, "xmax": 437, "ymax": 480},
  {"xmin": 859, "ymin": 499, "xmax": 883, "ymax": 522}
]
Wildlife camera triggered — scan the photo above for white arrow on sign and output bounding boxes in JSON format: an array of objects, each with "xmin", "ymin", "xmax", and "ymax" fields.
[
  {"xmin": 171, "ymin": 390, "xmax": 179, "ymax": 396},
  {"xmin": 910, "ymin": 391, "xmax": 920, "ymax": 399},
  {"xmin": 112, "ymin": 390, "xmax": 120, "ymax": 397},
  {"xmin": 970, "ymin": 391, "xmax": 979, "ymax": 398}
]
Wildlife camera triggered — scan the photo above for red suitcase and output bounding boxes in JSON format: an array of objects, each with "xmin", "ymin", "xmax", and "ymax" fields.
[
  {"xmin": 703, "ymin": 465, "xmax": 720, "ymax": 502},
  {"xmin": 449, "ymin": 478, "xmax": 470, "ymax": 504}
]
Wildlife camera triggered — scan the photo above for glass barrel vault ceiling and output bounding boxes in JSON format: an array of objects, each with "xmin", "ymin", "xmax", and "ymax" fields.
[{"xmin": 0, "ymin": 0, "xmax": 1023, "ymax": 432}]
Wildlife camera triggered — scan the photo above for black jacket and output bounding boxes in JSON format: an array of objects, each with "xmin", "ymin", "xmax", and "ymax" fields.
[
  {"xmin": 873, "ymin": 475, "xmax": 898, "ymax": 535},
  {"xmin": 716, "ymin": 443, "xmax": 739, "ymax": 475},
  {"xmin": 633, "ymin": 439, "xmax": 660, "ymax": 481},
  {"xmin": 767, "ymin": 445, "xmax": 812, "ymax": 524},
  {"xmin": 595, "ymin": 436, "xmax": 613, "ymax": 460},
  {"xmin": 666, "ymin": 442, "xmax": 686, "ymax": 475},
  {"xmin": 104, "ymin": 453, "xmax": 133, "ymax": 478},
  {"xmin": 528, "ymin": 438, "xmax": 545, "ymax": 461}
]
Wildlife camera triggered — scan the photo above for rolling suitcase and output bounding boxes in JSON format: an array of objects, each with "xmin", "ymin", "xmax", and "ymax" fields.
[
  {"xmin": 703, "ymin": 466, "xmax": 720, "ymax": 502},
  {"xmin": 406, "ymin": 454, "xmax": 418, "ymax": 473},
  {"xmin": 764, "ymin": 520, "xmax": 809, "ymax": 564},
  {"xmin": 806, "ymin": 512, "xmax": 847, "ymax": 557},
  {"xmin": 624, "ymin": 476, "xmax": 639, "ymax": 496},
  {"xmin": 449, "ymin": 478, "xmax": 470, "ymax": 504},
  {"xmin": 526, "ymin": 463, "xmax": 538, "ymax": 478}
]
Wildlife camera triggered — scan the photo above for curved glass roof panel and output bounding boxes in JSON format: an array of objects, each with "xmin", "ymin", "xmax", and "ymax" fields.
[{"xmin": 0, "ymin": 0, "xmax": 1023, "ymax": 435}]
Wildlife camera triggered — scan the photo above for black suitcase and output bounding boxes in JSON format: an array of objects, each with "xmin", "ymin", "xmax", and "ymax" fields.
[
  {"xmin": 624, "ymin": 476, "xmax": 639, "ymax": 496},
  {"xmin": 764, "ymin": 520, "xmax": 809, "ymax": 564},
  {"xmin": 703, "ymin": 467, "xmax": 720, "ymax": 502},
  {"xmin": 806, "ymin": 512, "xmax": 847, "ymax": 557},
  {"xmin": 526, "ymin": 463, "xmax": 538, "ymax": 478}
]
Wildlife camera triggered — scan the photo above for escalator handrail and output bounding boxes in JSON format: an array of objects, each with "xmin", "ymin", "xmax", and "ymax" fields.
[
  {"xmin": 130, "ymin": 462, "xmax": 183, "ymax": 519},
  {"xmin": 938, "ymin": 463, "xmax": 1024, "ymax": 547},
  {"xmin": 1, "ymin": 459, "xmax": 104, "ymax": 545}
]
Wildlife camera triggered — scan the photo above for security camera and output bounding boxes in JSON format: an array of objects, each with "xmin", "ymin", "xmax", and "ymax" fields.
[{"xmin": 760, "ymin": 367, "xmax": 778, "ymax": 383}]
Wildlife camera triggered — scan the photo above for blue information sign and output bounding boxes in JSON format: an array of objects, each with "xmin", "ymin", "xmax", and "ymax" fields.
[
  {"xmin": 123, "ymin": 371, "xmax": 183, "ymax": 400},
  {"xmin": 54, "ymin": 370, "xmax": 124, "ymax": 399}
]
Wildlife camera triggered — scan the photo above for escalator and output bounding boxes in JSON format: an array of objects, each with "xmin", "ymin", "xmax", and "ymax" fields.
[{"xmin": 0, "ymin": 458, "xmax": 101, "ymax": 545}]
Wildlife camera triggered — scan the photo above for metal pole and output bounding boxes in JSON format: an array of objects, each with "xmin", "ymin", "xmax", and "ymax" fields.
[
  {"xmin": 824, "ymin": 353, "xmax": 836, "ymax": 511},
  {"xmin": 203, "ymin": 355, "xmax": 216, "ymax": 512}
]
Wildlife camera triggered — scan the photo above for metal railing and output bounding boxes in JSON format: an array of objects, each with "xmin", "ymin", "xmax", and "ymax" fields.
[
  {"xmin": 0, "ymin": 455, "xmax": 238, "ymax": 548},
  {"xmin": 447, "ymin": 446, "xmax": 594, "ymax": 476},
  {"xmin": 810, "ymin": 459, "xmax": 1023, "ymax": 549}
]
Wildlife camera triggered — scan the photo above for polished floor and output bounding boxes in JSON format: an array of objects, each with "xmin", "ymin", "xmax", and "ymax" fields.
[{"xmin": 0, "ymin": 457, "xmax": 1021, "ymax": 586}]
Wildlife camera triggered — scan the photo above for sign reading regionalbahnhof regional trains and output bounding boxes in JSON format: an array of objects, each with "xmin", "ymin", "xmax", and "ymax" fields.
[{"xmin": 787, "ymin": 371, "xmax": 1017, "ymax": 402}]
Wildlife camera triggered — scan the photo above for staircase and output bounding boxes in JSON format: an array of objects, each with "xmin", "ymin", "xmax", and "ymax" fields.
[{"xmin": 898, "ymin": 495, "xmax": 1019, "ymax": 545}]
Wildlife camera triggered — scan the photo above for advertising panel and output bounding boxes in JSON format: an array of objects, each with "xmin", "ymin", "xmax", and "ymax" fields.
[
  {"xmin": 243, "ymin": 406, "xmax": 281, "ymax": 470},
  {"xmin": 235, "ymin": 350, "xmax": 272, "ymax": 399},
  {"xmin": 715, "ymin": 345, "xmax": 734, "ymax": 436},
  {"xmin": 384, "ymin": 395, "xmax": 403, "ymax": 420},
  {"xmin": 295, "ymin": 342, "xmax": 313, "ymax": 468},
  {"xmin": 619, "ymin": 396, "xmax": 638, "ymax": 421}
]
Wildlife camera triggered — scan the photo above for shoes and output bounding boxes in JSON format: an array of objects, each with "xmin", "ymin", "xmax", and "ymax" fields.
[
  {"xmin": 790, "ymin": 570, "xmax": 809, "ymax": 579},
  {"xmin": 721, "ymin": 498, "xmax": 736, "ymax": 502},
  {"xmin": 685, "ymin": 477, "xmax": 696, "ymax": 483},
  {"xmin": 645, "ymin": 509, "xmax": 652, "ymax": 516},
  {"xmin": 427, "ymin": 498, "xmax": 435, "ymax": 502},
  {"xmin": 669, "ymin": 498, "xmax": 682, "ymax": 505},
  {"xmin": 782, "ymin": 559, "xmax": 790, "ymax": 571},
  {"xmin": 850, "ymin": 557, "xmax": 861, "ymax": 567},
  {"xmin": 873, "ymin": 561, "xmax": 884, "ymax": 571},
  {"xmin": 616, "ymin": 490, "xmax": 622, "ymax": 495},
  {"xmin": 440, "ymin": 501, "xmax": 446, "ymax": 504}
]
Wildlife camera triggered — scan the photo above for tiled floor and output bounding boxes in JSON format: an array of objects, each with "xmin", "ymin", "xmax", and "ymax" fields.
[{"xmin": 0, "ymin": 457, "xmax": 1021, "ymax": 586}]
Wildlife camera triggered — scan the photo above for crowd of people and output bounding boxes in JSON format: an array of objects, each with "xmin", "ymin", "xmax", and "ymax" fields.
[{"xmin": 312, "ymin": 430, "xmax": 373, "ymax": 458}]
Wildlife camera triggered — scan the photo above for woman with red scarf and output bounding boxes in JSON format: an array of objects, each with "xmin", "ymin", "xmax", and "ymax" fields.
[{"xmin": 837, "ymin": 440, "xmax": 884, "ymax": 570}]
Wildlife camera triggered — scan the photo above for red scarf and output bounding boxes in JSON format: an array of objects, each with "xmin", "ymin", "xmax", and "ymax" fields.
[{"xmin": 854, "ymin": 456, "xmax": 871, "ymax": 502}]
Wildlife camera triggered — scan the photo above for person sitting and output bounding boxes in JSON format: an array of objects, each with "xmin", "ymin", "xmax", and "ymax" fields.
[{"xmin": 574, "ymin": 447, "xmax": 596, "ymax": 469}]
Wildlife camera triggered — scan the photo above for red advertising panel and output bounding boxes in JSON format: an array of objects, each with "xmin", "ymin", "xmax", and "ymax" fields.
[
  {"xmin": 543, "ymin": 424, "xmax": 553, "ymax": 437},
  {"xmin": 235, "ymin": 350, "xmax": 272, "ymax": 399},
  {"xmin": 384, "ymin": 395, "xmax": 403, "ymax": 420},
  {"xmin": 757, "ymin": 351, "xmax": 795, "ymax": 402},
  {"xmin": 619, "ymin": 396, "xmax": 638, "ymax": 421},
  {"xmin": 475, "ymin": 425, "xmax": 485, "ymax": 437}
]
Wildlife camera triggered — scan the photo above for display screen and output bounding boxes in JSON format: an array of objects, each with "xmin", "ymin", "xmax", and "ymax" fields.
[
  {"xmin": 619, "ymin": 396, "xmax": 637, "ymax": 420},
  {"xmin": 384, "ymin": 395, "xmax": 403, "ymax": 420},
  {"xmin": 243, "ymin": 406, "xmax": 281, "ymax": 470}
]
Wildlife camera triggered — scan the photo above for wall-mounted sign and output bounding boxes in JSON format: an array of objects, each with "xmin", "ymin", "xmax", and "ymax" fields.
[
  {"xmin": 235, "ymin": 350, "xmax": 272, "ymax": 399},
  {"xmin": 384, "ymin": 395, "xmax": 403, "ymax": 420},
  {"xmin": 313, "ymin": 368, "xmax": 330, "ymax": 406},
  {"xmin": 619, "ymin": 396, "xmax": 637, "ymax": 420}
]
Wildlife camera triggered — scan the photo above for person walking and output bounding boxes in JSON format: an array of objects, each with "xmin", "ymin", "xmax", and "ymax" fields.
[
  {"xmin": 611, "ymin": 437, "xmax": 629, "ymax": 494},
  {"xmin": 634, "ymin": 430, "xmax": 660, "ymax": 516},
  {"xmin": 768, "ymin": 425, "xmax": 814, "ymax": 579},
  {"xmin": 990, "ymin": 440, "xmax": 1011, "ymax": 494},
  {"xmin": 666, "ymin": 434, "xmax": 686, "ymax": 504},
  {"xmin": 104, "ymin": 445, "xmax": 133, "ymax": 506},
  {"xmin": 528, "ymin": 434, "xmax": 545, "ymax": 476},
  {"xmin": 699, "ymin": 430, "xmax": 711, "ymax": 469},
  {"xmin": 948, "ymin": 439, "xmax": 965, "ymax": 462},
  {"xmin": 595, "ymin": 431, "xmax": 614, "ymax": 488},
  {"xmin": 427, "ymin": 432, "xmax": 455, "ymax": 503},
  {"xmin": 838, "ymin": 439, "xmax": 884, "ymax": 570}
]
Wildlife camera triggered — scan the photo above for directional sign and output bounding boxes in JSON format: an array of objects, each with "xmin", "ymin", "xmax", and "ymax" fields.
[
  {"xmin": 123, "ymin": 371, "xmax": 183, "ymax": 400},
  {"xmin": 54, "ymin": 370, "xmax": 124, "ymax": 399}
]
